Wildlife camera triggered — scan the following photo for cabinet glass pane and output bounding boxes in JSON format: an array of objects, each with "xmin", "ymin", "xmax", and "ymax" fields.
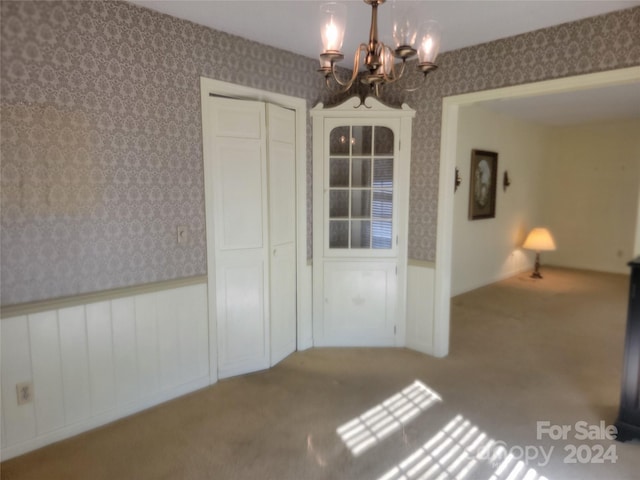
[
  {"xmin": 330, "ymin": 126, "xmax": 350, "ymax": 155},
  {"xmin": 352, "ymin": 126, "xmax": 372, "ymax": 155},
  {"xmin": 372, "ymin": 190, "xmax": 392, "ymax": 219},
  {"xmin": 330, "ymin": 158, "xmax": 349, "ymax": 187},
  {"xmin": 374, "ymin": 127, "xmax": 394, "ymax": 155},
  {"xmin": 330, "ymin": 190, "xmax": 349, "ymax": 218},
  {"xmin": 327, "ymin": 124, "xmax": 397, "ymax": 251},
  {"xmin": 352, "ymin": 158, "xmax": 371, "ymax": 187},
  {"xmin": 329, "ymin": 221, "xmax": 349, "ymax": 248},
  {"xmin": 351, "ymin": 220, "xmax": 371, "ymax": 248},
  {"xmin": 372, "ymin": 221, "xmax": 392, "ymax": 249},
  {"xmin": 351, "ymin": 190, "xmax": 371, "ymax": 218},
  {"xmin": 373, "ymin": 158, "xmax": 393, "ymax": 188}
]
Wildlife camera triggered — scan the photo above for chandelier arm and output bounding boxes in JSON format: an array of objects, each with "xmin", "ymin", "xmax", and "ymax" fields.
[
  {"xmin": 324, "ymin": 75, "xmax": 350, "ymax": 94},
  {"xmin": 380, "ymin": 52, "xmax": 408, "ymax": 85},
  {"xmin": 401, "ymin": 64, "xmax": 439, "ymax": 92},
  {"xmin": 329, "ymin": 43, "xmax": 368, "ymax": 89},
  {"xmin": 401, "ymin": 72, "xmax": 430, "ymax": 92},
  {"xmin": 323, "ymin": 67, "xmax": 354, "ymax": 94},
  {"xmin": 392, "ymin": 60, "xmax": 407, "ymax": 82}
]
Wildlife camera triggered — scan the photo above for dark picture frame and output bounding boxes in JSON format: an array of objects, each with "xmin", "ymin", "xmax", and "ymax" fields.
[{"xmin": 468, "ymin": 149, "xmax": 498, "ymax": 220}]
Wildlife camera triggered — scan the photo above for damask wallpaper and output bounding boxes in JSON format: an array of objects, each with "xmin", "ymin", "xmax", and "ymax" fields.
[
  {"xmin": 401, "ymin": 7, "xmax": 640, "ymax": 261},
  {"xmin": 1, "ymin": 1, "xmax": 639, "ymax": 305},
  {"xmin": 0, "ymin": 0, "xmax": 330, "ymax": 305}
]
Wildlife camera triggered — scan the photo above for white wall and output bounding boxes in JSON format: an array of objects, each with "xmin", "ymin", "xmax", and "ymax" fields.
[
  {"xmin": 1, "ymin": 283, "xmax": 210, "ymax": 460},
  {"xmin": 451, "ymin": 105, "xmax": 549, "ymax": 296},
  {"xmin": 406, "ymin": 262, "xmax": 436, "ymax": 355},
  {"xmin": 541, "ymin": 119, "xmax": 640, "ymax": 274}
]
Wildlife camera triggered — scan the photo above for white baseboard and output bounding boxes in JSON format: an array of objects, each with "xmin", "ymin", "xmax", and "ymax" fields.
[{"xmin": 451, "ymin": 264, "xmax": 533, "ymax": 297}]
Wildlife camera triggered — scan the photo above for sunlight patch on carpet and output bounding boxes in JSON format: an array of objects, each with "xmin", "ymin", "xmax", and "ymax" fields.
[
  {"xmin": 377, "ymin": 415, "xmax": 550, "ymax": 480},
  {"xmin": 337, "ymin": 380, "xmax": 442, "ymax": 456}
]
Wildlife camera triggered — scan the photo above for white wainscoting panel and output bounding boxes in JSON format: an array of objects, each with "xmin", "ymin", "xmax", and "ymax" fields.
[
  {"xmin": 29, "ymin": 311, "xmax": 66, "ymax": 435},
  {"xmin": 135, "ymin": 292, "xmax": 160, "ymax": 396},
  {"xmin": 1, "ymin": 316, "xmax": 37, "ymax": 446},
  {"xmin": 0, "ymin": 282, "xmax": 209, "ymax": 460},
  {"xmin": 111, "ymin": 297, "xmax": 139, "ymax": 407},
  {"xmin": 406, "ymin": 263, "xmax": 436, "ymax": 356},
  {"xmin": 86, "ymin": 302, "xmax": 117, "ymax": 416},
  {"xmin": 58, "ymin": 305, "xmax": 92, "ymax": 425}
]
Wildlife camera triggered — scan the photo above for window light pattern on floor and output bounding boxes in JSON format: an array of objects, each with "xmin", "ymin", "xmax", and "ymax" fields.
[
  {"xmin": 337, "ymin": 380, "xmax": 442, "ymax": 456},
  {"xmin": 377, "ymin": 415, "xmax": 550, "ymax": 480}
]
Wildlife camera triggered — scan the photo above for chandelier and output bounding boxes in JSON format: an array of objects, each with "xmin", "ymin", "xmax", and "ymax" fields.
[{"xmin": 318, "ymin": 0, "xmax": 441, "ymax": 97}]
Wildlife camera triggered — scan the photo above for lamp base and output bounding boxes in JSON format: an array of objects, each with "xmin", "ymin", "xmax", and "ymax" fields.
[{"xmin": 530, "ymin": 252, "xmax": 543, "ymax": 279}]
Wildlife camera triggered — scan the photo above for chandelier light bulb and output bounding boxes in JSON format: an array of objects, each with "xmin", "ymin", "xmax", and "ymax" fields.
[
  {"xmin": 421, "ymin": 37, "xmax": 433, "ymax": 58},
  {"xmin": 324, "ymin": 19, "xmax": 339, "ymax": 50},
  {"xmin": 320, "ymin": 3, "xmax": 346, "ymax": 53},
  {"xmin": 417, "ymin": 20, "xmax": 441, "ymax": 65}
]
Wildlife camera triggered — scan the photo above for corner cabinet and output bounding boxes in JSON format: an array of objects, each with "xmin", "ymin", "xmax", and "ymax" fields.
[
  {"xmin": 311, "ymin": 96, "xmax": 415, "ymax": 347},
  {"xmin": 616, "ymin": 257, "xmax": 640, "ymax": 442}
]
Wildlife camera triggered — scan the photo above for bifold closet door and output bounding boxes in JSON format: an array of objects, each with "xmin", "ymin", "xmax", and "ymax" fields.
[
  {"xmin": 267, "ymin": 104, "xmax": 297, "ymax": 366},
  {"xmin": 210, "ymin": 98, "xmax": 270, "ymax": 379},
  {"xmin": 208, "ymin": 98, "xmax": 297, "ymax": 379}
]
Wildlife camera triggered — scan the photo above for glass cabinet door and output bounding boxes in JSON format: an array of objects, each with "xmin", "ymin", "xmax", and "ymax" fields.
[{"xmin": 328, "ymin": 125, "xmax": 395, "ymax": 251}]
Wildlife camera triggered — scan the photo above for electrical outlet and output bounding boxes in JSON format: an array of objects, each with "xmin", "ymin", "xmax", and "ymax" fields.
[{"xmin": 16, "ymin": 382, "xmax": 33, "ymax": 405}]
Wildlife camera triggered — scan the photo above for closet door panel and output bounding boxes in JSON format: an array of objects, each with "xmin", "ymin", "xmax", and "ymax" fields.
[{"xmin": 211, "ymin": 98, "xmax": 270, "ymax": 379}]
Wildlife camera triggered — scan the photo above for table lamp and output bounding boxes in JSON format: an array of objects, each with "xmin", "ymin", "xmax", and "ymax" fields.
[{"xmin": 522, "ymin": 227, "xmax": 556, "ymax": 279}]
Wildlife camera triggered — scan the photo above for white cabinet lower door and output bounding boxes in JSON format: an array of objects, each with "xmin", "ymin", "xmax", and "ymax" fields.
[{"xmin": 321, "ymin": 261, "xmax": 397, "ymax": 346}]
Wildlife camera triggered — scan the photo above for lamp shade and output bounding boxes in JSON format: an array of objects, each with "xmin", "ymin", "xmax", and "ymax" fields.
[{"xmin": 523, "ymin": 227, "xmax": 556, "ymax": 252}]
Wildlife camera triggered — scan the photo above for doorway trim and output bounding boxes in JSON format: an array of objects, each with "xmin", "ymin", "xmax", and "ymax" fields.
[
  {"xmin": 200, "ymin": 77, "xmax": 309, "ymax": 383},
  {"xmin": 434, "ymin": 66, "xmax": 640, "ymax": 357}
]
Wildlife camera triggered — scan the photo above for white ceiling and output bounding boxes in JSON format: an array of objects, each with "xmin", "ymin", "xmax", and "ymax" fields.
[
  {"xmin": 480, "ymin": 82, "xmax": 640, "ymax": 126},
  {"xmin": 128, "ymin": 0, "xmax": 640, "ymax": 125},
  {"xmin": 129, "ymin": 0, "xmax": 639, "ymax": 60}
]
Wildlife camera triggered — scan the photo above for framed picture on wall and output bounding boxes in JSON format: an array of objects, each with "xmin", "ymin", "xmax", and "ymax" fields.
[{"xmin": 468, "ymin": 149, "xmax": 498, "ymax": 220}]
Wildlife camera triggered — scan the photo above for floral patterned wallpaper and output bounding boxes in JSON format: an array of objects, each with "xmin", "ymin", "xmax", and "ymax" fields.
[{"xmin": 1, "ymin": 1, "xmax": 638, "ymax": 305}]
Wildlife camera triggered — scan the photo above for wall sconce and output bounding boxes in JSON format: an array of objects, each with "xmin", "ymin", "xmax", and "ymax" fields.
[
  {"xmin": 454, "ymin": 167, "xmax": 462, "ymax": 192},
  {"xmin": 503, "ymin": 171, "xmax": 511, "ymax": 191}
]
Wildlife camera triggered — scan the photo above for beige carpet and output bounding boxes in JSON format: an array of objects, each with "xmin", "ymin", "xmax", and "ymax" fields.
[{"xmin": 2, "ymin": 267, "xmax": 638, "ymax": 479}]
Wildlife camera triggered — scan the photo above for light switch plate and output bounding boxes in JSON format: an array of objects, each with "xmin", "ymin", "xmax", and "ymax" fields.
[{"xmin": 177, "ymin": 225, "xmax": 189, "ymax": 245}]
